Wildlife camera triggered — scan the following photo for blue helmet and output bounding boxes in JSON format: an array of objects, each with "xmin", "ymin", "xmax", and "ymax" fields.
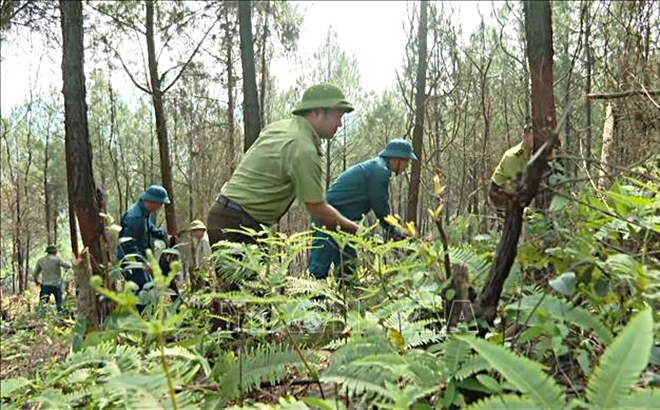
[
  {"xmin": 378, "ymin": 139, "xmax": 418, "ymax": 161},
  {"xmin": 139, "ymin": 185, "xmax": 170, "ymax": 204}
]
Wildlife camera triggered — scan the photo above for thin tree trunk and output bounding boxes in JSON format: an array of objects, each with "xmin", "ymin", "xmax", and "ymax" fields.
[
  {"xmin": 475, "ymin": 0, "xmax": 558, "ymax": 327},
  {"xmin": 583, "ymin": 1, "xmax": 592, "ymax": 175},
  {"xmin": 406, "ymin": 0, "xmax": 428, "ymax": 225},
  {"xmin": 146, "ymin": 0, "xmax": 177, "ymax": 235},
  {"xmin": 60, "ymin": 0, "xmax": 106, "ymax": 326},
  {"xmin": 238, "ymin": 0, "xmax": 261, "ymax": 151},
  {"xmin": 259, "ymin": 0, "xmax": 270, "ymax": 124},
  {"xmin": 598, "ymin": 103, "xmax": 617, "ymax": 189},
  {"xmin": 225, "ymin": 11, "xmax": 236, "ymax": 174},
  {"xmin": 44, "ymin": 132, "xmax": 52, "ymax": 244}
]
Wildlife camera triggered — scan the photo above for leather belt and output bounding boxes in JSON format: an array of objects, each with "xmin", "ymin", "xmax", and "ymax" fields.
[{"xmin": 216, "ymin": 195, "xmax": 246, "ymax": 213}]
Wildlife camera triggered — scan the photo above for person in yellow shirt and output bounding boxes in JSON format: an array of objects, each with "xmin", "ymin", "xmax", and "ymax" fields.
[{"xmin": 489, "ymin": 125, "xmax": 533, "ymax": 211}]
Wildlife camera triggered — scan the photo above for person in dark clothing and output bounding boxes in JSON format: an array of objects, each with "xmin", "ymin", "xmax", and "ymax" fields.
[
  {"xmin": 307, "ymin": 139, "xmax": 416, "ymax": 280},
  {"xmin": 118, "ymin": 185, "xmax": 173, "ymax": 311}
]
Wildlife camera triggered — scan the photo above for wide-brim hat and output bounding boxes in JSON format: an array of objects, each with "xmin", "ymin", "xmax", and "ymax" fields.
[
  {"xmin": 292, "ymin": 83, "xmax": 354, "ymax": 115},
  {"xmin": 378, "ymin": 139, "xmax": 418, "ymax": 161},
  {"xmin": 139, "ymin": 185, "xmax": 171, "ymax": 204},
  {"xmin": 189, "ymin": 219, "xmax": 207, "ymax": 231}
]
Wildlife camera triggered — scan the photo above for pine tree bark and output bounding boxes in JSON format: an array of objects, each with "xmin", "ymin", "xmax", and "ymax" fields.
[
  {"xmin": 225, "ymin": 9, "xmax": 236, "ymax": 174},
  {"xmin": 146, "ymin": 0, "xmax": 178, "ymax": 234},
  {"xmin": 583, "ymin": 1, "xmax": 592, "ymax": 174},
  {"xmin": 474, "ymin": 0, "xmax": 559, "ymax": 327},
  {"xmin": 406, "ymin": 0, "xmax": 428, "ymax": 226},
  {"xmin": 238, "ymin": 0, "xmax": 261, "ymax": 151},
  {"xmin": 44, "ymin": 131, "xmax": 52, "ymax": 244},
  {"xmin": 60, "ymin": 0, "xmax": 106, "ymax": 326}
]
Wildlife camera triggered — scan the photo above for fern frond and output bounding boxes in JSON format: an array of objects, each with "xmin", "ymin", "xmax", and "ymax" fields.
[
  {"xmin": 464, "ymin": 394, "xmax": 539, "ymax": 410},
  {"xmin": 455, "ymin": 354, "xmax": 491, "ymax": 381},
  {"xmin": 285, "ymin": 276, "xmax": 328, "ymax": 295},
  {"xmin": 442, "ymin": 336, "xmax": 470, "ymax": 375},
  {"xmin": 220, "ymin": 343, "xmax": 308, "ymax": 398},
  {"xmin": 404, "ymin": 328, "xmax": 442, "ymax": 349},
  {"xmin": 458, "ymin": 335, "xmax": 565, "ymax": 409},
  {"xmin": 447, "ymin": 247, "xmax": 490, "ymax": 279},
  {"xmin": 321, "ymin": 374, "xmax": 392, "ymax": 398},
  {"xmin": 617, "ymin": 389, "xmax": 660, "ymax": 409},
  {"xmin": 586, "ymin": 309, "xmax": 653, "ymax": 408}
]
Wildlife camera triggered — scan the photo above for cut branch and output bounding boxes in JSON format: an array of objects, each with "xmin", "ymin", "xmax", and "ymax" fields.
[{"xmin": 587, "ymin": 89, "xmax": 660, "ymax": 100}]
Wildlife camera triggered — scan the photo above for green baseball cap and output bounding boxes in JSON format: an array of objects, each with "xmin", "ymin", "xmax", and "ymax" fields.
[
  {"xmin": 378, "ymin": 139, "xmax": 418, "ymax": 161},
  {"xmin": 292, "ymin": 83, "xmax": 354, "ymax": 116},
  {"xmin": 45, "ymin": 244, "xmax": 58, "ymax": 253}
]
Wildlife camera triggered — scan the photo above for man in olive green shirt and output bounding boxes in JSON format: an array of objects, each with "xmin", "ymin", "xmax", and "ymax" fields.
[
  {"xmin": 208, "ymin": 83, "xmax": 359, "ymax": 245},
  {"xmin": 489, "ymin": 125, "xmax": 533, "ymax": 211},
  {"xmin": 33, "ymin": 245, "xmax": 72, "ymax": 312}
]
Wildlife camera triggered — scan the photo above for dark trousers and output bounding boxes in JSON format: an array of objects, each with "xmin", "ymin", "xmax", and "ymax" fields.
[
  {"xmin": 39, "ymin": 284, "xmax": 63, "ymax": 311},
  {"xmin": 207, "ymin": 198, "xmax": 265, "ymax": 246},
  {"xmin": 307, "ymin": 228, "xmax": 357, "ymax": 281}
]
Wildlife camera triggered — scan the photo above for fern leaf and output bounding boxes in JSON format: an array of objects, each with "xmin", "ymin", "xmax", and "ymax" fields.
[
  {"xmin": 617, "ymin": 389, "xmax": 660, "ymax": 409},
  {"xmin": 220, "ymin": 343, "xmax": 307, "ymax": 398},
  {"xmin": 443, "ymin": 336, "xmax": 470, "ymax": 375},
  {"xmin": 447, "ymin": 247, "xmax": 490, "ymax": 279},
  {"xmin": 586, "ymin": 309, "xmax": 654, "ymax": 408},
  {"xmin": 458, "ymin": 335, "xmax": 565, "ymax": 409},
  {"xmin": 455, "ymin": 355, "xmax": 491, "ymax": 381},
  {"xmin": 464, "ymin": 394, "xmax": 539, "ymax": 410}
]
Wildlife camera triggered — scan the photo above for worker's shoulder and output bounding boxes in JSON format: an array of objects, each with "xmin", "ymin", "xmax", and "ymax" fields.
[{"xmin": 503, "ymin": 141, "xmax": 526, "ymax": 159}]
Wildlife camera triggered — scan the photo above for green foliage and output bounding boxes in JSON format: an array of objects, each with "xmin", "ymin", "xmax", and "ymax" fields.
[
  {"xmin": 586, "ymin": 309, "xmax": 654, "ymax": 408},
  {"xmin": 458, "ymin": 335, "xmax": 566, "ymax": 409}
]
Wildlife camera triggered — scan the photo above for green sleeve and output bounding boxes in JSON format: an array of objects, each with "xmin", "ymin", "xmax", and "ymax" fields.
[{"xmin": 288, "ymin": 147, "xmax": 325, "ymax": 204}]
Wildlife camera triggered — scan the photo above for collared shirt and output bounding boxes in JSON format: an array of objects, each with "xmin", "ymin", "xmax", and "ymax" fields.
[
  {"xmin": 221, "ymin": 116, "xmax": 325, "ymax": 224},
  {"xmin": 491, "ymin": 141, "xmax": 531, "ymax": 187},
  {"xmin": 118, "ymin": 201, "xmax": 167, "ymax": 260},
  {"xmin": 187, "ymin": 233, "xmax": 213, "ymax": 272},
  {"xmin": 33, "ymin": 254, "xmax": 71, "ymax": 286},
  {"xmin": 324, "ymin": 156, "xmax": 395, "ymax": 234}
]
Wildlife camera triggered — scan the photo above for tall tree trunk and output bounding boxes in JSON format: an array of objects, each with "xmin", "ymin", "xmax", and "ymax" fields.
[
  {"xmin": 44, "ymin": 131, "xmax": 52, "ymax": 244},
  {"xmin": 146, "ymin": 0, "xmax": 177, "ymax": 234},
  {"xmin": 583, "ymin": 1, "xmax": 592, "ymax": 175},
  {"xmin": 598, "ymin": 103, "xmax": 617, "ymax": 189},
  {"xmin": 259, "ymin": 0, "xmax": 270, "ymax": 124},
  {"xmin": 406, "ymin": 0, "xmax": 428, "ymax": 226},
  {"xmin": 475, "ymin": 0, "xmax": 558, "ymax": 327},
  {"xmin": 238, "ymin": 0, "xmax": 261, "ymax": 151},
  {"xmin": 60, "ymin": 0, "xmax": 105, "ymax": 326},
  {"xmin": 225, "ymin": 10, "xmax": 236, "ymax": 174}
]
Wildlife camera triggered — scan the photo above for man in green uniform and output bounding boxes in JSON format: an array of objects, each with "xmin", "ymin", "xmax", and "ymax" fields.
[
  {"xmin": 489, "ymin": 125, "xmax": 533, "ymax": 211},
  {"xmin": 207, "ymin": 83, "xmax": 359, "ymax": 245},
  {"xmin": 33, "ymin": 245, "xmax": 72, "ymax": 312}
]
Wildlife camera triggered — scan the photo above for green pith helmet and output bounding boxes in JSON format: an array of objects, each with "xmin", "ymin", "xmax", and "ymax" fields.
[
  {"xmin": 378, "ymin": 139, "xmax": 418, "ymax": 161},
  {"xmin": 45, "ymin": 245, "xmax": 58, "ymax": 254},
  {"xmin": 189, "ymin": 219, "xmax": 207, "ymax": 231},
  {"xmin": 139, "ymin": 185, "xmax": 170, "ymax": 204},
  {"xmin": 292, "ymin": 83, "xmax": 354, "ymax": 116}
]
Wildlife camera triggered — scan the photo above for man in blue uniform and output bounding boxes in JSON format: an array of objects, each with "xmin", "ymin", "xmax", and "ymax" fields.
[
  {"xmin": 118, "ymin": 185, "xmax": 173, "ymax": 300},
  {"xmin": 307, "ymin": 139, "xmax": 417, "ymax": 280}
]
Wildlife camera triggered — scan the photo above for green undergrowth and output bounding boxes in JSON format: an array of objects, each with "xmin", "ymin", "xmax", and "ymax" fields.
[{"xmin": 1, "ymin": 164, "xmax": 659, "ymax": 409}]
